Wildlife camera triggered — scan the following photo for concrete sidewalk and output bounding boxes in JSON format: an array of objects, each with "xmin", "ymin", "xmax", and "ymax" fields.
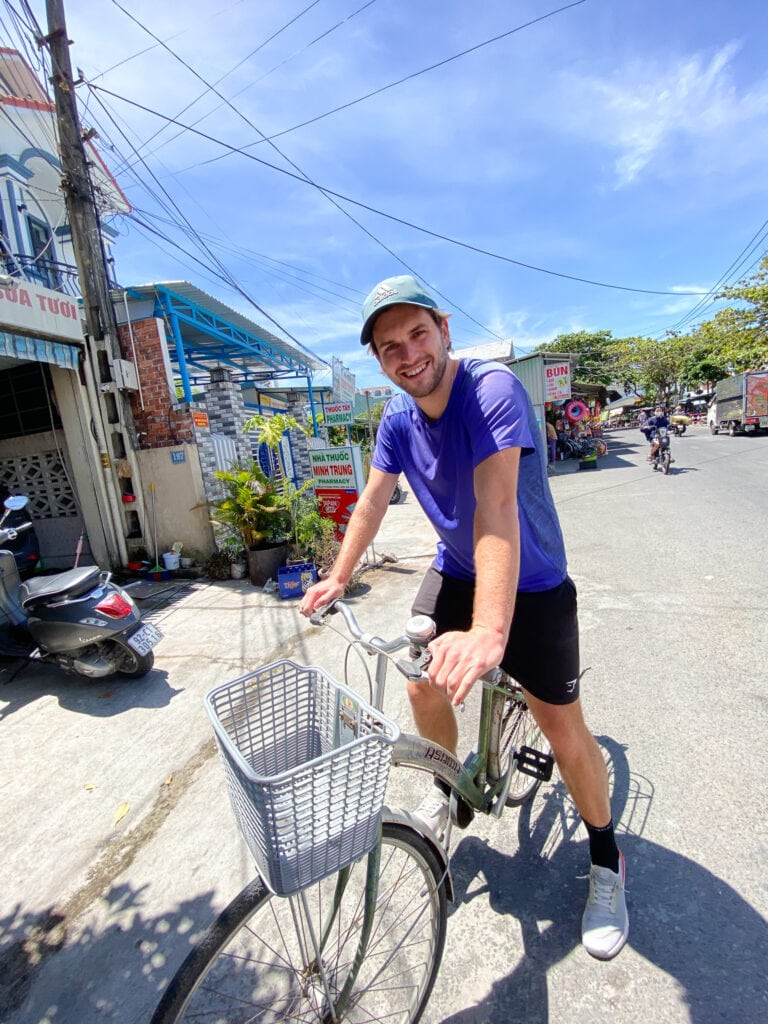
[{"xmin": 1, "ymin": 487, "xmax": 440, "ymax": 1021}]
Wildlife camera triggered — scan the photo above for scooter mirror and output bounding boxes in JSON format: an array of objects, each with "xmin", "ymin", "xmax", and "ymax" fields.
[{"xmin": 4, "ymin": 495, "xmax": 28, "ymax": 510}]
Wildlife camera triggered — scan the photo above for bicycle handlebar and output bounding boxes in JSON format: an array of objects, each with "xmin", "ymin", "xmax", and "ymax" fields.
[{"xmin": 309, "ymin": 600, "xmax": 433, "ymax": 682}]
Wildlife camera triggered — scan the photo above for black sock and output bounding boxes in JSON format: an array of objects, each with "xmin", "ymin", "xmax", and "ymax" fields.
[{"xmin": 584, "ymin": 818, "xmax": 620, "ymax": 873}]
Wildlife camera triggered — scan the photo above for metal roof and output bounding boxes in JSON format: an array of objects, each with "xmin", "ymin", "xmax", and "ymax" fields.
[{"xmin": 119, "ymin": 281, "xmax": 326, "ymax": 397}]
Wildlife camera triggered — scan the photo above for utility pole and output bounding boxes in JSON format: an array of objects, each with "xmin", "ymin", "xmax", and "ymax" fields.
[
  {"xmin": 45, "ymin": 0, "xmax": 119, "ymax": 349},
  {"xmin": 44, "ymin": 0, "xmax": 130, "ymax": 566}
]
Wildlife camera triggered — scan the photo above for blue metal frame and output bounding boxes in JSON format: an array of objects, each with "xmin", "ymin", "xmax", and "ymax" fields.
[{"xmin": 145, "ymin": 284, "xmax": 317, "ymax": 403}]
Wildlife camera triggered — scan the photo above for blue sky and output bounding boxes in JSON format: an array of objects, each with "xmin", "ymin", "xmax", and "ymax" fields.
[{"xmin": 21, "ymin": 0, "xmax": 768, "ymax": 389}]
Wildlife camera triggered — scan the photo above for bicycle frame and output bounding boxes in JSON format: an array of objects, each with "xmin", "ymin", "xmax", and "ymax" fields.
[
  {"xmin": 151, "ymin": 603, "xmax": 551, "ymax": 1024},
  {"xmin": 289, "ymin": 611, "xmax": 528, "ymax": 1018},
  {"xmin": 324, "ymin": 602, "xmax": 523, "ymax": 821}
]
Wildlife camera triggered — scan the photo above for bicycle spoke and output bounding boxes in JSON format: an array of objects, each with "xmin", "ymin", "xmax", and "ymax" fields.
[{"xmin": 152, "ymin": 826, "xmax": 446, "ymax": 1024}]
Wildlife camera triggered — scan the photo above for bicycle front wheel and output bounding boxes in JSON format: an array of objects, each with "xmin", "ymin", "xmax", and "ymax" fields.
[
  {"xmin": 151, "ymin": 822, "xmax": 447, "ymax": 1024},
  {"xmin": 498, "ymin": 691, "xmax": 552, "ymax": 807}
]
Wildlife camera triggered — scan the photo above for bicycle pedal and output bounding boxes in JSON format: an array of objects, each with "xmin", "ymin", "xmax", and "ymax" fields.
[
  {"xmin": 449, "ymin": 790, "xmax": 475, "ymax": 829},
  {"xmin": 516, "ymin": 746, "xmax": 554, "ymax": 781}
]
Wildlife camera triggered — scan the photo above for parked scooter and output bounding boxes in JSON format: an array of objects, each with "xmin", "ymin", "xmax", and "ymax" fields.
[
  {"xmin": 650, "ymin": 427, "xmax": 672, "ymax": 474},
  {"xmin": 0, "ymin": 496, "xmax": 161, "ymax": 678}
]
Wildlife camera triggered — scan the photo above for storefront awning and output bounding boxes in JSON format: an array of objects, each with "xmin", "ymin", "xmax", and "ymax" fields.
[{"xmin": 0, "ymin": 332, "xmax": 80, "ymax": 371}]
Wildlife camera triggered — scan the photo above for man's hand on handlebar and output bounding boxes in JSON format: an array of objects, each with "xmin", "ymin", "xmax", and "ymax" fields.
[
  {"xmin": 425, "ymin": 626, "xmax": 506, "ymax": 708},
  {"xmin": 299, "ymin": 577, "xmax": 345, "ymax": 618}
]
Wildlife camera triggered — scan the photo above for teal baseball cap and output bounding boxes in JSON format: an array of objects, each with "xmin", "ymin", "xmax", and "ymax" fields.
[{"xmin": 360, "ymin": 275, "xmax": 439, "ymax": 345}]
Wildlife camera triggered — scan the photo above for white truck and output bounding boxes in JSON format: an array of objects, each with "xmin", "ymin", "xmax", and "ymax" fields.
[{"xmin": 708, "ymin": 370, "xmax": 768, "ymax": 436}]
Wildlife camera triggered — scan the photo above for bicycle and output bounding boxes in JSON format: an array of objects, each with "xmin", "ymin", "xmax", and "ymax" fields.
[{"xmin": 150, "ymin": 600, "xmax": 554, "ymax": 1024}]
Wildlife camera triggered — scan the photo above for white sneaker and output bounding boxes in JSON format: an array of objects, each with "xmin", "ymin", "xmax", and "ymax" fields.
[
  {"xmin": 581, "ymin": 852, "xmax": 629, "ymax": 960},
  {"xmin": 411, "ymin": 787, "xmax": 450, "ymax": 840}
]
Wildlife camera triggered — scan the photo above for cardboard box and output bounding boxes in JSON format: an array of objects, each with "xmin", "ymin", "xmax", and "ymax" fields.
[{"xmin": 277, "ymin": 563, "xmax": 318, "ymax": 599}]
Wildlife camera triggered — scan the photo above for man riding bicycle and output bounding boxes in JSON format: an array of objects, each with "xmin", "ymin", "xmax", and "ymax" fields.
[{"xmin": 300, "ymin": 275, "xmax": 629, "ymax": 961}]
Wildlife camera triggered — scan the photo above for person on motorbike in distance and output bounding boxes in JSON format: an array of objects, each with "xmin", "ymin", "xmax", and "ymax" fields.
[
  {"xmin": 300, "ymin": 274, "xmax": 629, "ymax": 961},
  {"xmin": 647, "ymin": 406, "xmax": 670, "ymax": 462}
]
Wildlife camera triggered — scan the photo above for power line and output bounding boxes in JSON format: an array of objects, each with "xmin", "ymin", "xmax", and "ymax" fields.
[
  {"xmin": 653, "ymin": 220, "xmax": 768, "ymax": 338},
  {"xmin": 181, "ymin": 0, "xmax": 590, "ymax": 174},
  {"xmin": 88, "ymin": 82, "xmax": 710, "ymax": 300},
  {"xmin": 83, "ymin": 86, "xmax": 318, "ymax": 358},
  {"xmin": 104, "ymin": 0, "xmax": 505, "ymax": 340},
  {"xmin": 127, "ymin": 202, "xmax": 364, "ymax": 311},
  {"xmin": 88, "ymin": 0, "xmax": 248, "ymax": 81},
  {"xmin": 86, "ymin": 78, "xmax": 362, "ymax": 338},
  {"xmin": 127, "ymin": 212, "xmax": 332, "ymax": 364},
  {"xmin": 108, "ymin": 0, "xmax": 334, "ymax": 176},
  {"xmin": 122, "ymin": 0, "xmax": 380, "ymax": 174}
]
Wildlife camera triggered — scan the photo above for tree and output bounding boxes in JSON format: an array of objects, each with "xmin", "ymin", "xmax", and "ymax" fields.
[
  {"xmin": 717, "ymin": 254, "xmax": 768, "ymax": 339},
  {"xmin": 535, "ymin": 330, "xmax": 621, "ymax": 386},
  {"xmin": 630, "ymin": 336, "xmax": 683, "ymax": 400},
  {"xmin": 670, "ymin": 258, "xmax": 768, "ymax": 385}
]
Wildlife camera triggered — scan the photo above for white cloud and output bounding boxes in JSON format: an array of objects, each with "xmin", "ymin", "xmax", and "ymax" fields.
[{"xmin": 555, "ymin": 41, "xmax": 768, "ymax": 186}]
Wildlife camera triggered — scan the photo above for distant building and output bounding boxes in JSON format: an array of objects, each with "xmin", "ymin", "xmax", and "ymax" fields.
[
  {"xmin": 355, "ymin": 385, "xmax": 393, "ymax": 417},
  {"xmin": 455, "ymin": 339, "xmax": 515, "ymax": 362}
]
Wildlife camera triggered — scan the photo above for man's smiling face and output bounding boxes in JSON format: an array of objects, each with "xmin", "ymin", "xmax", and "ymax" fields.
[{"xmin": 371, "ymin": 304, "xmax": 452, "ymax": 404}]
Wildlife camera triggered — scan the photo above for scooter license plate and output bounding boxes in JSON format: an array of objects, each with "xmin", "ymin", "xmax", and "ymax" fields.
[{"xmin": 127, "ymin": 622, "xmax": 163, "ymax": 656}]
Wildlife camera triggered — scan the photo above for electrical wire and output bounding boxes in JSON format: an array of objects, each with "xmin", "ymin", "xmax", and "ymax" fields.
[
  {"xmin": 87, "ymin": 82, "xmax": 709, "ymax": 299},
  {"xmin": 661, "ymin": 221, "xmax": 768, "ymax": 335},
  {"xmin": 641, "ymin": 221, "xmax": 768, "ymax": 342},
  {"xmin": 121, "ymin": 0, "xmax": 380, "ymax": 173},
  {"xmin": 109, "ymin": 0, "xmax": 330, "ymax": 171},
  {"xmin": 105, "ymin": 0, "xmax": 504, "ymax": 340},
  {"xmin": 128, "ymin": 205, "xmax": 361, "ymax": 323},
  {"xmin": 20, "ymin": 0, "xmax": 348, "ymax": 359},
  {"xmin": 181, "ymin": 0, "xmax": 590, "ymax": 171},
  {"xmin": 0, "ymin": 5, "xmax": 60, "ymax": 157},
  {"xmin": 89, "ymin": 0, "xmax": 248, "ymax": 82},
  {"xmin": 79, "ymin": 76, "xmax": 319, "ymax": 359},
  {"xmin": 130, "ymin": 202, "xmax": 363, "ymax": 292}
]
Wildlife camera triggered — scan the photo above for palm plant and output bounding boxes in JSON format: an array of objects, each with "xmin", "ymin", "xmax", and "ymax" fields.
[{"xmin": 210, "ymin": 463, "xmax": 291, "ymax": 551}]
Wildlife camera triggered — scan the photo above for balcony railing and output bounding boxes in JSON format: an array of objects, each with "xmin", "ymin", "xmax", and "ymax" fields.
[{"xmin": 1, "ymin": 253, "xmax": 121, "ymax": 296}]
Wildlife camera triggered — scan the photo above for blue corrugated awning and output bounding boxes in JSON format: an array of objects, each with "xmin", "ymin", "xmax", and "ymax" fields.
[{"xmin": 0, "ymin": 331, "xmax": 80, "ymax": 370}]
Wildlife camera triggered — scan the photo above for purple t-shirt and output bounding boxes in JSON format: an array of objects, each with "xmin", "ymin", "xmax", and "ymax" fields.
[{"xmin": 372, "ymin": 359, "xmax": 567, "ymax": 591}]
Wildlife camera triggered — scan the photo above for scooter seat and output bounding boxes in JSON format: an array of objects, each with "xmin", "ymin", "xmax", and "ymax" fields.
[{"xmin": 19, "ymin": 566, "xmax": 103, "ymax": 608}]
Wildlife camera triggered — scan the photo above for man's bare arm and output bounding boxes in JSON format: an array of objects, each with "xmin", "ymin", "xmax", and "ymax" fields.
[
  {"xmin": 426, "ymin": 447, "xmax": 521, "ymax": 704},
  {"xmin": 299, "ymin": 468, "xmax": 398, "ymax": 614}
]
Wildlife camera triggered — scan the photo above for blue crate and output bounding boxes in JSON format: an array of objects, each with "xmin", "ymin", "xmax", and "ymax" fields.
[{"xmin": 277, "ymin": 562, "xmax": 318, "ymax": 599}]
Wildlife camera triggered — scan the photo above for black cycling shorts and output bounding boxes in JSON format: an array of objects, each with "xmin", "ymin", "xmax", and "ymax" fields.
[{"xmin": 411, "ymin": 565, "xmax": 581, "ymax": 705}]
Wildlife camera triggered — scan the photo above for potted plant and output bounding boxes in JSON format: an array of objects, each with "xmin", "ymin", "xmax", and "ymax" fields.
[
  {"xmin": 203, "ymin": 549, "xmax": 232, "ymax": 580},
  {"xmin": 242, "ymin": 412, "xmax": 368, "ymax": 594},
  {"xmin": 209, "ymin": 463, "xmax": 292, "ymax": 586},
  {"xmin": 219, "ymin": 533, "xmax": 247, "ymax": 579}
]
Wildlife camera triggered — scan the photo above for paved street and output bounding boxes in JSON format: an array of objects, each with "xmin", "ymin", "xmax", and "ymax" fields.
[{"xmin": 2, "ymin": 424, "xmax": 767, "ymax": 1024}]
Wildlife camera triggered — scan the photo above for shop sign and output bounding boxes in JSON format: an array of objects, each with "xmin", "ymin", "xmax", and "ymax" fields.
[
  {"xmin": 544, "ymin": 362, "xmax": 572, "ymax": 401},
  {"xmin": 323, "ymin": 402, "xmax": 353, "ymax": 426},
  {"xmin": 332, "ymin": 355, "xmax": 356, "ymax": 404},
  {"xmin": 315, "ymin": 488, "xmax": 358, "ymax": 540},
  {"xmin": 0, "ymin": 281, "xmax": 83, "ymax": 343},
  {"xmin": 309, "ymin": 447, "xmax": 358, "ymax": 488},
  {"xmin": 192, "ymin": 411, "xmax": 209, "ymax": 428}
]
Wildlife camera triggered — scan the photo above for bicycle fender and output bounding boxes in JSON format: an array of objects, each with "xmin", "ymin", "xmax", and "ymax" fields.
[{"xmin": 382, "ymin": 806, "xmax": 455, "ymax": 904}]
